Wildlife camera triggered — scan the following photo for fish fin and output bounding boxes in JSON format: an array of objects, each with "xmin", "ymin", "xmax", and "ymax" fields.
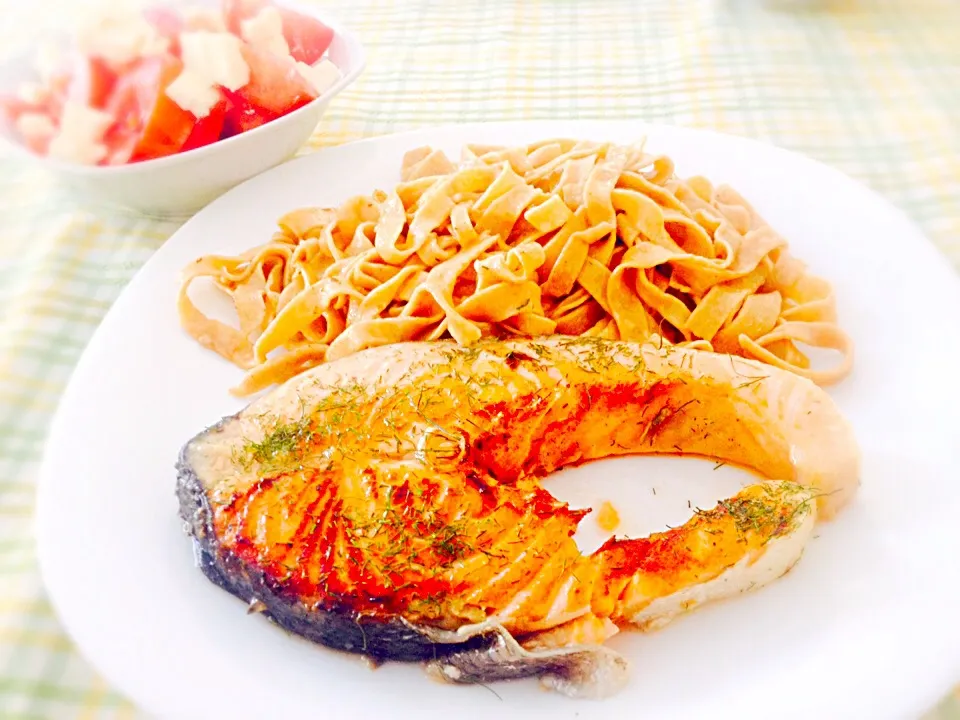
[{"xmin": 424, "ymin": 624, "xmax": 628, "ymax": 699}]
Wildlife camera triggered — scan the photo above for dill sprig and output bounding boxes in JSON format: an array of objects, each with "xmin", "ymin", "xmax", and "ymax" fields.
[
  {"xmin": 708, "ymin": 483, "xmax": 816, "ymax": 540},
  {"xmin": 243, "ymin": 415, "xmax": 316, "ymax": 468}
]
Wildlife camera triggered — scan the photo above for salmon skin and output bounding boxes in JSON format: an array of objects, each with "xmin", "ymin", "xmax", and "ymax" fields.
[{"xmin": 176, "ymin": 336, "xmax": 859, "ymax": 697}]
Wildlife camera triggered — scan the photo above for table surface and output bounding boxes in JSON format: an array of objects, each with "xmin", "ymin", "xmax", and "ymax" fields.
[{"xmin": 1, "ymin": 0, "xmax": 958, "ymax": 717}]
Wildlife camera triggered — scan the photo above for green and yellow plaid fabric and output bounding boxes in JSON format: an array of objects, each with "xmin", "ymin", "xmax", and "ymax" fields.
[{"xmin": 1, "ymin": 0, "xmax": 958, "ymax": 717}]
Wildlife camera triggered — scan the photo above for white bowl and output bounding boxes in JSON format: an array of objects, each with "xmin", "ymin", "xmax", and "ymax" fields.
[{"xmin": 0, "ymin": 2, "xmax": 366, "ymax": 218}]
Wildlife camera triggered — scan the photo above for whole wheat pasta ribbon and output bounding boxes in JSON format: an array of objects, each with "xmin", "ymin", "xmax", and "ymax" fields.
[{"xmin": 178, "ymin": 139, "xmax": 854, "ymax": 396}]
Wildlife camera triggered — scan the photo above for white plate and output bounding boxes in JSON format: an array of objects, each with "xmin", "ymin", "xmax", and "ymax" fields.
[{"xmin": 36, "ymin": 121, "xmax": 960, "ymax": 720}]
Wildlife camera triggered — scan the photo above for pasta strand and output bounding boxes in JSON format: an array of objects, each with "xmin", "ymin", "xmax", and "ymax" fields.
[{"xmin": 177, "ymin": 139, "xmax": 855, "ymax": 396}]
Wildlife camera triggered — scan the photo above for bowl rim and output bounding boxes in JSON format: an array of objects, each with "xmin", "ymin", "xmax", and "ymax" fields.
[{"xmin": 0, "ymin": 1, "xmax": 367, "ymax": 176}]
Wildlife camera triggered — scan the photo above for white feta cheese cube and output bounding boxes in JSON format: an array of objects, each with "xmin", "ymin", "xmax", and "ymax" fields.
[
  {"xmin": 240, "ymin": 7, "xmax": 290, "ymax": 59},
  {"xmin": 35, "ymin": 42, "xmax": 65, "ymax": 84},
  {"xmin": 47, "ymin": 101, "xmax": 113, "ymax": 165},
  {"xmin": 180, "ymin": 31, "xmax": 250, "ymax": 92},
  {"xmin": 76, "ymin": 12, "xmax": 169, "ymax": 66},
  {"xmin": 295, "ymin": 58, "xmax": 341, "ymax": 95},
  {"xmin": 165, "ymin": 69, "xmax": 220, "ymax": 119}
]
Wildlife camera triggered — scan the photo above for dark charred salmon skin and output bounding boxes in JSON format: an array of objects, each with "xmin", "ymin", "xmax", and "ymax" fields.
[{"xmin": 176, "ymin": 336, "xmax": 859, "ymax": 697}]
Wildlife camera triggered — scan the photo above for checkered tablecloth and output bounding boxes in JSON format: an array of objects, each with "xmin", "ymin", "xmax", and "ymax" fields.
[{"xmin": 1, "ymin": 0, "xmax": 958, "ymax": 717}]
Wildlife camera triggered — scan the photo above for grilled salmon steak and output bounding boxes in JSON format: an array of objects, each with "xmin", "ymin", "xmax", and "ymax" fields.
[{"xmin": 176, "ymin": 336, "xmax": 859, "ymax": 697}]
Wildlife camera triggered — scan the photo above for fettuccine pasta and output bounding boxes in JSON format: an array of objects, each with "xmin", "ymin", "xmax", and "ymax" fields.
[{"xmin": 178, "ymin": 138, "xmax": 854, "ymax": 396}]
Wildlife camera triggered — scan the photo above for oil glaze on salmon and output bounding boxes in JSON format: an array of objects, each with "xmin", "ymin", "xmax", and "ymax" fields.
[{"xmin": 176, "ymin": 336, "xmax": 859, "ymax": 697}]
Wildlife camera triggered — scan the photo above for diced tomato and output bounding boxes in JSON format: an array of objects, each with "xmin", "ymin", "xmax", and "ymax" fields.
[
  {"xmin": 104, "ymin": 54, "xmax": 213, "ymax": 164},
  {"xmin": 223, "ymin": 0, "xmax": 335, "ymax": 65},
  {"xmin": 21, "ymin": 122, "xmax": 55, "ymax": 155},
  {"xmin": 103, "ymin": 131, "xmax": 138, "ymax": 166},
  {"xmin": 143, "ymin": 6, "xmax": 185, "ymax": 57},
  {"xmin": 68, "ymin": 57, "xmax": 117, "ymax": 109},
  {"xmin": 1, "ymin": 96, "xmax": 33, "ymax": 124},
  {"xmin": 88, "ymin": 58, "xmax": 118, "ymax": 109},
  {"xmin": 223, "ymin": 42, "xmax": 317, "ymax": 133},
  {"xmin": 104, "ymin": 57, "xmax": 166, "ymax": 162},
  {"xmin": 182, "ymin": 98, "xmax": 227, "ymax": 151},
  {"xmin": 277, "ymin": 8, "xmax": 334, "ymax": 65},
  {"xmin": 222, "ymin": 0, "xmax": 268, "ymax": 35},
  {"xmin": 220, "ymin": 94, "xmax": 261, "ymax": 136}
]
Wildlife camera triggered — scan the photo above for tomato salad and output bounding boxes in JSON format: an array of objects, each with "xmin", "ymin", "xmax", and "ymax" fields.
[{"xmin": 1, "ymin": 0, "xmax": 341, "ymax": 166}]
